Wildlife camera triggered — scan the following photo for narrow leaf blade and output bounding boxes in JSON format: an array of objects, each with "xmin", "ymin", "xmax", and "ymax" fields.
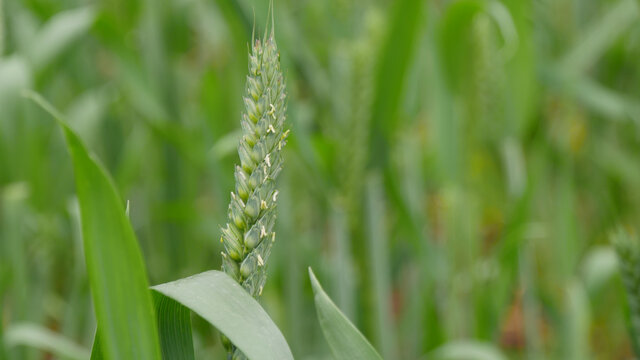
[
  {"xmin": 308, "ymin": 267, "xmax": 383, "ymax": 360},
  {"xmin": 24, "ymin": 91, "xmax": 161, "ymax": 360},
  {"xmin": 428, "ymin": 341, "xmax": 508, "ymax": 360},
  {"xmin": 4, "ymin": 323, "xmax": 90, "ymax": 360},
  {"xmin": 26, "ymin": 6, "xmax": 96, "ymax": 70}
]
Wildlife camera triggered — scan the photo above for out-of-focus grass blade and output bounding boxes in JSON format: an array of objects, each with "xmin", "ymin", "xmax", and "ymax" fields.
[
  {"xmin": 580, "ymin": 246, "xmax": 619, "ymax": 295},
  {"xmin": 0, "ymin": 290, "xmax": 6, "ymax": 360},
  {"xmin": 519, "ymin": 238, "xmax": 543, "ymax": 358},
  {"xmin": 570, "ymin": 76, "xmax": 640, "ymax": 122},
  {"xmin": 4, "ymin": 323, "xmax": 90, "ymax": 360},
  {"xmin": 152, "ymin": 270, "xmax": 293, "ymax": 360},
  {"xmin": 23, "ymin": 91, "xmax": 162, "ymax": 360},
  {"xmin": 0, "ymin": 0, "xmax": 4, "ymax": 54},
  {"xmin": 66, "ymin": 87, "xmax": 114, "ymax": 145},
  {"xmin": 427, "ymin": 341, "xmax": 508, "ymax": 360},
  {"xmin": 502, "ymin": 0, "xmax": 536, "ymax": 135},
  {"xmin": 365, "ymin": 174, "xmax": 394, "ymax": 359},
  {"xmin": 152, "ymin": 292, "xmax": 194, "ymax": 360},
  {"xmin": 369, "ymin": 0, "xmax": 424, "ymax": 166},
  {"xmin": 308, "ymin": 267, "xmax": 383, "ymax": 360},
  {"xmin": 437, "ymin": 0, "xmax": 484, "ymax": 94},
  {"xmin": 25, "ymin": 6, "xmax": 95, "ymax": 70},
  {"xmin": 545, "ymin": 66, "xmax": 640, "ymax": 123},
  {"xmin": 565, "ymin": 281, "xmax": 590, "ymax": 359},
  {"xmin": 0, "ymin": 57, "xmax": 31, "ymax": 106},
  {"xmin": 560, "ymin": 0, "xmax": 639, "ymax": 74},
  {"xmin": 210, "ymin": 129, "xmax": 242, "ymax": 160},
  {"xmin": 329, "ymin": 205, "xmax": 355, "ymax": 321}
]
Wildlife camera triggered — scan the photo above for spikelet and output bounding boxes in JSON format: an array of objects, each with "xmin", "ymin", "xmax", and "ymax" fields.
[
  {"xmin": 219, "ymin": 21, "xmax": 287, "ymax": 301},
  {"xmin": 613, "ymin": 228, "xmax": 640, "ymax": 357}
]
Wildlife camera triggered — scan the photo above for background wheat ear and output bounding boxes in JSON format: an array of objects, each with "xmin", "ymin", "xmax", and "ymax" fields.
[
  {"xmin": 613, "ymin": 228, "xmax": 640, "ymax": 357},
  {"xmin": 218, "ymin": 20, "xmax": 288, "ymax": 359}
]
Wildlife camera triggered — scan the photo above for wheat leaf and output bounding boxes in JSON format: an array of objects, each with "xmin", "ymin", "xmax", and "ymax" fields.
[{"xmin": 309, "ymin": 267, "xmax": 383, "ymax": 360}]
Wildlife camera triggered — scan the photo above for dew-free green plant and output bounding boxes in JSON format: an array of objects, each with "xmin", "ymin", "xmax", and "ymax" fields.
[
  {"xmin": 220, "ymin": 27, "xmax": 288, "ymax": 297},
  {"xmin": 218, "ymin": 23, "xmax": 288, "ymax": 358},
  {"xmin": 26, "ymin": 85, "xmax": 295, "ymax": 360},
  {"xmin": 613, "ymin": 228, "xmax": 640, "ymax": 357}
]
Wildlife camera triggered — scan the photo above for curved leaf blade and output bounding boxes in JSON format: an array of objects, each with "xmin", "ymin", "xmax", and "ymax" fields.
[
  {"xmin": 24, "ymin": 91, "xmax": 161, "ymax": 360},
  {"xmin": 152, "ymin": 270, "xmax": 293, "ymax": 360},
  {"xmin": 26, "ymin": 6, "xmax": 96, "ymax": 71},
  {"xmin": 308, "ymin": 267, "xmax": 383, "ymax": 360},
  {"xmin": 4, "ymin": 323, "xmax": 90, "ymax": 360},
  {"xmin": 152, "ymin": 291, "xmax": 194, "ymax": 360},
  {"xmin": 427, "ymin": 341, "xmax": 508, "ymax": 360}
]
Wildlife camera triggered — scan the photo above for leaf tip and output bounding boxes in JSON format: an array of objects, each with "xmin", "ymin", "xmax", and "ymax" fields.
[{"xmin": 308, "ymin": 267, "xmax": 322, "ymax": 296}]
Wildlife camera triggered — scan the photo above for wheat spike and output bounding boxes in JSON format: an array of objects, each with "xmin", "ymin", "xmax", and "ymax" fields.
[
  {"xmin": 613, "ymin": 228, "xmax": 640, "ymax": 357},
  {"xmin": 218, "ymin": 18, "xmax": 288, "ymax": 360}
]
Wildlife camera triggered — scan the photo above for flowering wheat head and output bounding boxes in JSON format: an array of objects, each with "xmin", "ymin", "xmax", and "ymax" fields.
[
  {"xmin": 613, "ymin": 228, "xmax": 640, "ymax": 355},
  {"xmin": 220, "ymin": 27, "xmax": 288, "ymax": 299}
]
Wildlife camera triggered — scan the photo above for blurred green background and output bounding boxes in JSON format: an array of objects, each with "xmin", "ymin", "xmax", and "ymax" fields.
[{"xmin": 2, "ymin": 0, "xmax": 640, "ymax": 358}]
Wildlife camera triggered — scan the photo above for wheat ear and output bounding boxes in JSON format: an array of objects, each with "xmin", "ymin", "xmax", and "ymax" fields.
[
  {"xmin": 218, "ymin": 22, "xmax": 288, "ymax": 359},
  {"xmin": 613, "ymin": 228, "xmax": 640, "ymax": 357}
]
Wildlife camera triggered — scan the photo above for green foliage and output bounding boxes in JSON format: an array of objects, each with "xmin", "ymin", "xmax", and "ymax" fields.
[
  {"xmin": 4, "ymin": 323, "xmax": 89, "ymax": 360},
  {"xmin": 428, "ymin": 341, "xmax": 508, "ymax": 360},
  {"xmin": 153, "ymin": 271, "xmax": 293, "ymax": 360},
  {"xmin": 3, "ymin": 0, "xmax": 640, "ymax": 359},
  {"xmin": 613, "ymin": 228, "xmax": 640, "ymax": 357},
  {"xmin": 308, "ymin": 268, "xmax": 383, "ymax": 360},
  {"xmin": 220, "ymin": 25, "xmax": 288, "ymax": 300},
  {"xmin": 151, "ymin": 291, "xmax": 194, "ymax": 360},
  {"xmin": 25, "ymin": 90, "xmax": 293, "ymax": 360},
  {"xmin": 25, "ymin": 92, "xmax": 162, "ymax": 360},
  {"xmin": 217, "ymin": 20, "xmax": 289, "ymax": 359}
]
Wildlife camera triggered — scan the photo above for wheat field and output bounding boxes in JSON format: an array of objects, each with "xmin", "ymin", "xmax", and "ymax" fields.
[{"xmin": 2, "ymin": 0, "xmax": 640, "ymax": 359}]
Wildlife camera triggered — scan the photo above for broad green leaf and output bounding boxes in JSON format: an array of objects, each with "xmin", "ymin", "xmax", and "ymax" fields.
[
  {"xmin": 91, "ymin": 293, "xmax": 195, "ymax": 360},
  {"xmin": 152, "ymin": 270, "xmax": 293, "ymax": 360},
  {"xmin": 308, "ymin": 267, "xmax": 383, "ymax": 360},
  {"xmin": 428, "ymin": 341, "xmax": 508, "ymax": 360},
  {"xmin": 152, "ymin": 291, "xmax": 194, "ymax": 360},
  {"xmin": 24, "ymin": 91, "xmax": 161, "ymax": 360},
  {"xmin": 4, "ymin": 323, "xmax": 90, "ymax": 360}
]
